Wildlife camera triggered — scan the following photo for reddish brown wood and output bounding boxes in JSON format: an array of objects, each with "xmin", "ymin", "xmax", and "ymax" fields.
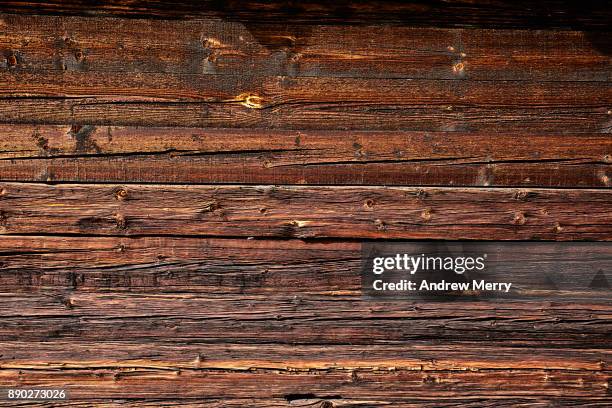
[
  {"xmin": 0, "ymin": 4, "xmax": 610, "ymax": 406},
  {"xmin": 0, "ymin": 183, "xmax": 609, "ymax": 239},
  {"xmin": 2, "ymin": 83, "xmax": 608, "ymax": 132},
  {"xmin": 0, "ymin": 125, "xmax": 609, "ymax": 187},
  {"xmin": 0, "ymin": 14, "xmax": 609, "ymax": 81},
  {"xmin": 0, "ymin": 368, "xmax": 608, "ymax": 400},
  {"xmin": 2, "ymin": 341, "xmax": 609, "ymax": 371},
  {"xmin": 0, "ymin": 236, "xmax": 609, "ymax": 300},
  {"xmin": 0, "ymin": 290, "xmax": 610, "ymax": 346}
]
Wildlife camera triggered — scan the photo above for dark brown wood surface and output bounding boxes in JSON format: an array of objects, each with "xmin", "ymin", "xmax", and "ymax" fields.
[
  {"xmin": 1, "ymin": 0, "xmax": 610, "ymax": 29},
  {"xmin": 1, "ymin": 236, "xmax": 610, "ymax": 297},
  {"xmin": 1, "ymin": 125, "xmax": 610, "ymax": 186},
  {"xmin": 0, "ymin": 2, "xmax": 610, "ymax": 406},
  {"xmin": 1, "ymin": 14, "xmax": 610, "ymax": 81}
]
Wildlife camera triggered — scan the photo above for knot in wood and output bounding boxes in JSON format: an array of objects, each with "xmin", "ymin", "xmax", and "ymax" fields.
[{"xmin": 7, "ymin": 53, "xmax": 17, "ymax": 67}]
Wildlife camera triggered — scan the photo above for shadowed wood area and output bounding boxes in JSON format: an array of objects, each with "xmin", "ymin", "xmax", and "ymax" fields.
[
  {"xmin": 0, "ymin": 236, "xmax": 609, "ymax": 297},
  {"xmin": 0, "ymin": 1, "xmax": 610, "ymax": 406},
  {"xmin": 0, "ymin": 0, "xmax": 610, "ymax": 30}
]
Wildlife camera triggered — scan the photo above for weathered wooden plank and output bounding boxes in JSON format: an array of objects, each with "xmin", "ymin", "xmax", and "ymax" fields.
[
  {"xmin": 2, "ymin": 80, "xmax": 608, "ymax": 132},
  {"xmin": 0, "ymin": 341, "xmax": 610, "ymax": 404},
  {"xmin": 1, "ymin": 14, "xmax": 609, "ymax": 81},
  {"xmin": 0, "ymin": 291, "xmax": 609, "ymax": 347},
  {"xmin": 0, "ymin": 125, "xmax": 609, "ymax": 187},
  {"xmin": 2, "ymin": 99, "xmax": 607, "ymax": 134},
  {"xmin": 0, "ymin": 183, "xmax": 609, "ymax": 239},
  {"xmin": 0, "ymin": 368, "xmax": 608, "ymax": 399},
  {"xmin": 0, "ymin": 236, "xmax": 357, "ymax": 293},
  {"xmin": 0, "ymin": 236, "xmax": 610, "ymax": 299},
  {"xmin": 2, "ymin": 341, "xmax": 609, "ymax": 371},
  {"xmin": 4, "ymin": 236, "xmax": 606, "ymax": 402},
  {"xmin": 2, "ymin": 72, "xmax": 609, "ymax": 105},
  {"xmin": 0, "ymin": 1, "xmax": 610, "ymax": 30}
]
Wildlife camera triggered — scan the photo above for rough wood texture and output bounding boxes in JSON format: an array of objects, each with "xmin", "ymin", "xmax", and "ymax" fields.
[
  {"xmin": 2, "ymin": 340, "xmax": 610, "ymax": 370},
  {"xmin": 0, "ymin": 3, "xmax": 610, "ymax": 406},
  {"xmin": 1, "ymin": 15, "xmax": 610, "ymax": 133},
  {"xmin": 1, "ymin": 291, "xmax": 610, "ymax": 346},
  {"xmin": 0, "ymin": 183, "xmax": 610, "ymax": 239},
  {"xmin": 1, "ymin": 0, "xmax": 610, "ymax": 30},
  {"xmin": 1, "ymin": 14, "xmax": 610, "ymax": 81},
  {"xmin": 4, "ymin": 95, "xmax": 609, "ymax": 132},
  {"xmin": 0, "ymin": 125, "xmax": 610, "ymax": 186},
  {"xmin": 3, "ymin": 235, "xmax": 608, "ymax": 401},
  {"xmin": 3, "ymin": 78, "xmax": 610, "ymax": 132},
  {"xmin": 0, "ymin": 236, "xmax": 609, "ymax": 297},
  {"xmin": 0, "ymin": 368, "xmax": 609, "ymax": 400}
]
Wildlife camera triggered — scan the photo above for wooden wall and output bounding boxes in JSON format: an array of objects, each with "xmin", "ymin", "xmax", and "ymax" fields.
[{"xmin": 0, "ymin": 1, "xmax": 610, "ymax": 406}]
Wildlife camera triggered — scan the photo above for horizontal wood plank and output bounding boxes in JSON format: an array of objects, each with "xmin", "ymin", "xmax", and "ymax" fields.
[
  {"xmin": 1, "ymin": 1, "xmax": 610, "ymax": 30},
  {"xmin": 0, "ymin": 291, "xmax": 610, "ymax": 347},
  {"xmin": 0, "ymin": 183, "xmax": 609, "ymax": 239},
  {"xmin": 4, "ymin": 73, "xmax": 609, "ymax": 106},
  {"xmin": 2, "ymin": 341, "xmax": 609, "ymax": 371},
  {"xmin": 0, "ymin": 368, "xmax": 608, "ymax": 400},
  {"xmin": 2, "ymin": 236, "xmax": 610, "ymax": 398},
  {"xmin": 0, "ymin": 125, "xmax": 610, "ymax": 187},
  {"xmin": 1, "ymin": 14, "xmax": 609, "ymax": 81},
  {"xmin": 3, "ymin": 82, "xmax": 608, "ymax": 132},
  {"xmin": 0, "ymin": 236, "xmax": 610, "ymax": 299}
]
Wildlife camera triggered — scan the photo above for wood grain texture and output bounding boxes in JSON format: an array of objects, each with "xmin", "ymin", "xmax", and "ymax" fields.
[
  {"xmin": 0, "ymin": 208, "xmax": 608, "ymax": 404},
  {"xmin": 0, "ymin": 183, "xmax": 610, "ymax": 239},
  {"xmin": 0, "ymin": 368, "xmax": 609, "ymax": 400},
  {"xmin": 2, "ymin": 340, "xmax": 610, "ymax": 370},
  {"xmin": 1, "ymin": 0, "xmax": 610, "ymax": 30},
  {"xmin": 1, "ymin": 14, "xmax": 610, "ymax": 133},
  {"xmin": 1, "ymin": 14, "xmax": 610, "ymax": 81},
  {"xmin": 0, "ymin": 125, "xmax": 609, "ymax": 186},
  {"xmin": 2, "ymin": 293, "xmax": 610, "ymax": 347},
  {"xmin": 1, "ymin": 233, "xmax": 608, "ymax": 384},
  {"xmin": 4, "ymin": 95, "xmax": 609, "ymax": 133},
  {"xmin": 3, "ymin": 83, "xmax": 609, "ymax": 132},
  {"xmin": 0, "ymin": 236, "xmax": 609, "ymax": 299},
  {"xmin": 0, "ymin": 3, "xmax": 610, "ymax": 406}
]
